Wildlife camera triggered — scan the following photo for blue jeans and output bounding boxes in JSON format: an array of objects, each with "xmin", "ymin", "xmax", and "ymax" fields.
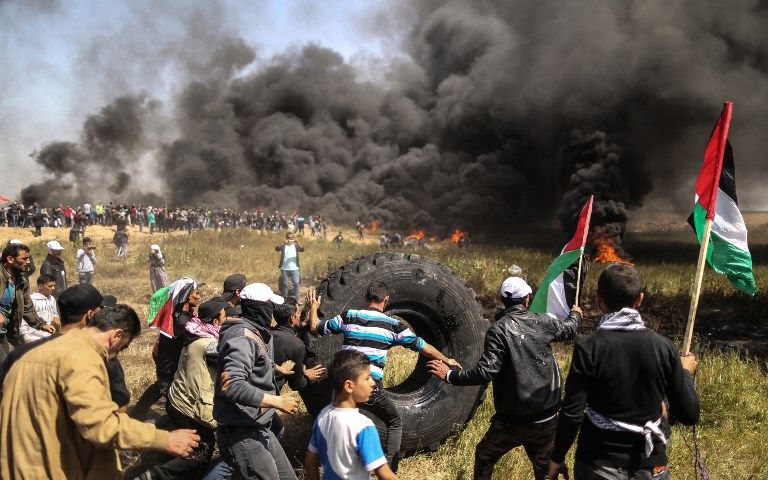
[
  {"xmin": 215, "ymin": 426, "xmax": 296, "ymax": 480},
  {"xmin": 575, "ymin": 461, "xmax": 670, "ymax": 480},
  {"xmin": 279, "ymin": 269, "xmax": 300, "ymax": 299}
]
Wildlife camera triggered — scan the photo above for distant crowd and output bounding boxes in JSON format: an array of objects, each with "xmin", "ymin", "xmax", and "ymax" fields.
[{"xmin": 0, "ymin": 201, "xmax": 331, "ymax": 238}]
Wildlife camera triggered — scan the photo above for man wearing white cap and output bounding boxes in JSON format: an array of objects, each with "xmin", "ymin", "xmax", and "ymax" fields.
[
  {"xmin": 428, "ymin": 276, "xmax": 582, "ymax": 480},
  {"xmin": 40, "ymin": 240, "xmax": 67, "ymax": 298},
  {"xmin": 213, "ymin": 283, "xmax": 299, "ymax": 480}
]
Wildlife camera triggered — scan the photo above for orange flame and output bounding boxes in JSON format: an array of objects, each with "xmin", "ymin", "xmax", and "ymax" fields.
[
  {"xmin": 591, "ymin": 235, "xmax": 634, "ymax": 265},
  {"xmin": 428, "ymin": 235, "xmax": 438, "ymax": 242},
  {"xmin": 369, "ymin": 220, "xmax": 382, "ymax": 233},
  {"xmin": 406, "ymin": 229, "xmax": 426, "ymax": 241},
  {"xmin": 450, "ymin": 229, "xmax": 468, "ymax": 244}
]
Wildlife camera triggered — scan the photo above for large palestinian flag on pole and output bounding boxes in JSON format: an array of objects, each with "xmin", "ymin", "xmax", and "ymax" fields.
[
  {"xmin": 688, "ymin": 102, "xmax": 755, "ymax": 295},
  {"xmin": 148, "ymin": 277, "xmax": 197, "ymax": 337},
  {"xmin": 531, "ymin": 196, "xmax": 593, "ymax": 317}
]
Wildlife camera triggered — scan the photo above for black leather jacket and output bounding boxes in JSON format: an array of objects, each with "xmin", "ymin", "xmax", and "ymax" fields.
[{"xmin": 449, "ymin": 304, "xmax": 581, "ymax": 422}]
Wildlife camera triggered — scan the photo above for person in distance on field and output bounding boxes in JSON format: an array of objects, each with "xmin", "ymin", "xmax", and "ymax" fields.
[
  {"xmin": 548, "ymin": 263, "xmax": 700, "ymax": 480},
  {"xmin": 428, "ymin": 276, "xmax": 581, "ymax": 480}
]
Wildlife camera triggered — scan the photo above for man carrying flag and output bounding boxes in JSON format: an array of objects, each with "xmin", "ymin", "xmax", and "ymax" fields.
[{"xmin": 428, "ymin": 276, "xmax": 582, "ymax": 478}]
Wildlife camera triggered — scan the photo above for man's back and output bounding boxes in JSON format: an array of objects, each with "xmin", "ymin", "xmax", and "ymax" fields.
[
  {"xmin": 1, "ymin": 330, "xmax": 162, "ymax": 480},
  {"xmin": 553, "ymin": 328, "xmax": 700, "ymax": 468}
]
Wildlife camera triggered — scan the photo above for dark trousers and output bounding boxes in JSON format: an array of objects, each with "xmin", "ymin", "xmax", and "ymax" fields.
[
  {"xmin": 78, "ymin": 272, "xmax": 94, "ymax": 285},
  {"xmin": 575, "ymin": 461, "xmax": 670, "ymax": 480},
  {"xmin": 145, "ymin": 401, "xmax": 216, "ymax": 479},
  {"xmin": 360, "ymin": 384, "xmax": 402, "ymax": 471},
  {"xmin": 216, "ymin": 424, "xmax": 296, "ymax": 480},
  {"xmin": 474, "ymin": 415, "xmax": 557, "ymax": 480}
]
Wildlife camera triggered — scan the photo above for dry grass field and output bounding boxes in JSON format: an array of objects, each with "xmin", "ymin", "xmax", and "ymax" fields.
[{"xmin": 4, "ymin": 222, "xmax": 767, "ymax": 479}]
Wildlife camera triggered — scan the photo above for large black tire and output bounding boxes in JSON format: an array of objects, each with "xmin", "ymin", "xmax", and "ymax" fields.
[{"xmin": 306, "ymin": 252, "xmax": 489, "ymax": 455}]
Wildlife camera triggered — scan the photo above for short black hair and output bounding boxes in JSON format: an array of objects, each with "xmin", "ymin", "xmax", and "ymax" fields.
[
  {"xmin": 329, "ymin": 349, "xmax": 371, "ymax": 394},
  {"xmin": 273, "ymin": 297, "xmax": 298, "ymax": 326},
  {"xmin": 2, "ymin": 244, "xmax": 30, "ymax": 261},
  {"xmin": 365, "ymin": 281, "xmax": 389, "ymax": 303},
  {"xmin": 37, "ymin": 274, "xmax": 56, "ymax": 285},
  {"xmin": 89, "ymin": 304, "xmax": 142, "ymax": 338},
  {"xmin": 501, "ymin": 295, "xmax": 527, "ymax": 308},
  {"xmin": 82, "ymin": 237, "xmax": 92, "ymax": 243},
  {"xmin": 597, "ymin": 263, "xmax": 643, "ymax": 312}
]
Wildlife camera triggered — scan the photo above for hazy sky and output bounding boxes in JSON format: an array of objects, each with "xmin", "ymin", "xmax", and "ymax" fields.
[{"xmin": 0, "ymin": 0, "xmax": 393, "ymax": 198}]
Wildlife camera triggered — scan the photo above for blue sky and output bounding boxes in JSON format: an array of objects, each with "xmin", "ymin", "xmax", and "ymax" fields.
[{"xmin": 0, "ymin": 0, "xmax": 396, "ymax": 197}]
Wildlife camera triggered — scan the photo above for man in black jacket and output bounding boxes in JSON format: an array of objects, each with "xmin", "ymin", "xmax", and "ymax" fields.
[
  {"xmin": 40, "ymin": 240, "xmax": 67, "ymax": 298},
  {"xmin": 271, "ymin": 297, "xmax": 326, "ymax": 437},
  {"xmin": 429, "ymin": 276, "xmax": 581, "ymax": 480},
  {"xmin": 548, "ymin": 263, "xmax": 700, "ymax": 480}
]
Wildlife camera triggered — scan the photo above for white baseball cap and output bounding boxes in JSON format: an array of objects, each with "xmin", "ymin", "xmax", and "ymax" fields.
[
  {"xmin": 46, "ymin": 240, "xmax": 65, "ymax": 251},
  {"xmin": 239, "ymin": 283, "xmax": 284, "ymax": 305},
  {"xmin": 9, "ymin": 239, "xmax": 23, "ymax": 245},
  {"xmin": 500, "ymin": 276, "xmax": 532, "ymax": 299}
]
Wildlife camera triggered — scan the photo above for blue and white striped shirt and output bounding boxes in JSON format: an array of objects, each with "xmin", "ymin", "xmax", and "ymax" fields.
[{"xmin": 319, "ymin": 308, "xmax": 425, "ymax": 381}]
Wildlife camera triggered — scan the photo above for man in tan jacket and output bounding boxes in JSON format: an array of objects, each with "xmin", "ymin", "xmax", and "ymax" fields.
[{"xmin": 0, "ymin": 304, "xmax": 200, "ymax": 480}]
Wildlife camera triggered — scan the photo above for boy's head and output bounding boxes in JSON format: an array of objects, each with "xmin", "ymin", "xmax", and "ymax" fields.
[
  {"xmin": 273, "ymin": 297, "xmax": 299, "ymax": 328},
  {"xmin": 597, "ymin": 263, "xmax": 644, "ymax": 313},
  {"xmin": 37, "ymin": 274, "xmax": 57, "ymax": 297},
  {"xmin": 82, "ymin": 237, "xmax": 93, "ymax": 248},
  {"xmin": 329, "ymin": 350, "xmax": 375, "ymax": 404},
  {"xmin": 365, "ymin": 281, "xmax": 389, "ymax": 305}
]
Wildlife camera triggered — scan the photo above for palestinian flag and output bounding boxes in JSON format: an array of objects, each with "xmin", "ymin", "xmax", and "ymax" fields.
[
  {"xmin": 148, "ymin": 277, "xmax": 197, "ymax": 338},
  {"xmin": 688, "ymin": 102, "xmax": 755, "ymax": 295},
  {"xmin": 531, "ymin": 196, "xmax": 593, "ymax": 317}
]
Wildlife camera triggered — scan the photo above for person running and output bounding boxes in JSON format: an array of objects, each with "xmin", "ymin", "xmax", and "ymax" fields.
[
  {"xmin": 114, "ymin": 226, "xmax": 129, "ymax": 258},
  {"xmin": 307, "ymin": 281, "xmax": 460, "ymax": 471},
  {"xmin": 548, "ymin": 263, "xmax": 701, "ymax": 480},
  {"xmin": 305, "ymin": 349, "xmax": 398, "ymax": 480},
  {"xmin": 428, "ymin": 276, "xmax": 581, "ymax": 480}
]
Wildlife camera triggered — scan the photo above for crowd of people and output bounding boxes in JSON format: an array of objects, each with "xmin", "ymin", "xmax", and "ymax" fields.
[
  {"xmin": 0, "ymin": 227, "xmax": 701, "ymax": 480},
  {"xmin": 0, "ymin": 201, "xmax": 332, "ymax": 238}
]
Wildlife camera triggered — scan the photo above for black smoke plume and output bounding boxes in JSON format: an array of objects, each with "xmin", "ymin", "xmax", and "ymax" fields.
[{"xmin": 21, "ymin": 0, "xmax": 768, "ymax": 240}]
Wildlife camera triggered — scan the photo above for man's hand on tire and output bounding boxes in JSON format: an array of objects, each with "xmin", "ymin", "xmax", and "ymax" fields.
[
  {"xmin": 427, "ymin": 359, "xmax": 451, "ymax": 381},
  {"xmin": 305, "ymin": 364, "xmax": 326, "ymax": 381},
  {"xmin": 276, "ymin": 394, "xmax": 300, "ymax": 415},
  {"xmin": 275, "ymin": 360, "xmax": 295, "ymax": 376},
  {"xmin": 443, "ymin": 358, "xmax": 462, "ymax": 369}
]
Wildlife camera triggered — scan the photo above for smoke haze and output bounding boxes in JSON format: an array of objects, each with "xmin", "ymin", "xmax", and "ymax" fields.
[{"xmin": 15, "ymin": 0, "xmax": 768, "ymax": 237}]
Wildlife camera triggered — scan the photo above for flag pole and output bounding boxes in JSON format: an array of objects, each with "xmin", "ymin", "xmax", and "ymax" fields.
[
  {"xmin": 682, "ymin": 218, "xmax": 713, "ymax": 354},
  {"xmin": 574, "ymin": 251, "xmax": 585, "ymax": 307}
]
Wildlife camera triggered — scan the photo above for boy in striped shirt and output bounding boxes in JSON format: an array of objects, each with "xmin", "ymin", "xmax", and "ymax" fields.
[{"xmin": 308, "ymin": 281, "xmax": 460, "ymax": 471}]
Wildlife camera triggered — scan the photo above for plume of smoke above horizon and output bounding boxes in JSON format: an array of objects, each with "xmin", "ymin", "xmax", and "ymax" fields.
[{"xmin": 21, "ymin": 0, "xmax": 768, "ymax": 238}]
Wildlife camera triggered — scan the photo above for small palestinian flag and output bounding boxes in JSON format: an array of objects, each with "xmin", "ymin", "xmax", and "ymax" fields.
[
  {"xmin": 530, "ymin": 196, "xmax": 593, "ymax": 317},
  {"xmin": 688, "ymin": 102, "xmax": 755, "ymax": 295},
  {"xmin": 148, "ymin": 277, "xmax": 197, "ymax": 338}
]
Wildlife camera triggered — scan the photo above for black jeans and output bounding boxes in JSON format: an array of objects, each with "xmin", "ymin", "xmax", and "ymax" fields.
[
  {"xmin": 216, "ymin": 424, "xmax": 296, "ymax": 480},
  {"xmin": 474, "ymin": 415, "xmax": 557, "ymax": 480},
  {"xmin": 574, "ymin": 461, "xmax": 670, "ymax": 480},
  {"xmin": 144, "ymin": 401, "xmax": 216, "ymax": 479},
  {"xmin": 360, "ymin": 384, "xmax": 402, "ymax": 471}
]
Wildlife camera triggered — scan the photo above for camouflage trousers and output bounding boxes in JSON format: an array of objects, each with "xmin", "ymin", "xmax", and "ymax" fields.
[{"xmin": 474, "ymin": 414, "xmax": 557, "ymax": 480}]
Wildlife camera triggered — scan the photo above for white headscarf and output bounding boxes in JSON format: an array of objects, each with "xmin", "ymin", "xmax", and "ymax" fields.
[{"xmin": 150, "ymin": 244, "xmax": 163, "ymax": 260}]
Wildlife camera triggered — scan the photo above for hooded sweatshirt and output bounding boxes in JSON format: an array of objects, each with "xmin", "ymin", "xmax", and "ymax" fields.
[{"xmin": 213, "ymin": 300, "xmax": 276, "ymax": 428}]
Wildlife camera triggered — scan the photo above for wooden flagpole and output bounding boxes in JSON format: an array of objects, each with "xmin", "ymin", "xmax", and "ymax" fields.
[
  {"xmin": 682, "ymin": 218, "xmax": 713, "ymax": 354},
  {"xmin": 574, "ymin": 251, "xmax": 585, "ymax": 308}
]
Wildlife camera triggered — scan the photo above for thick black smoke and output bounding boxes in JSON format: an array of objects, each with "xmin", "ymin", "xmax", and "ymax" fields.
[{"xmin": 22, "ymin": 0, "xmax": 768, "ymax": 239}]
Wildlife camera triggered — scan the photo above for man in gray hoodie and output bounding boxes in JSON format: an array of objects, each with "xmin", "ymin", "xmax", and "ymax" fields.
[{"xmin": 213, "ymin": 283, "xmax": 299, "ymax": 480}]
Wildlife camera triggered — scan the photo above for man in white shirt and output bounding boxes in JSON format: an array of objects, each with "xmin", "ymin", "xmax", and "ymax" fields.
[
  {"xmin": 21, "ymin": 274, "xmax": 60, "ymax": 343},
  {"xmin": 76, "ymin": 236, "xmax": 96, "ymax": 285},
  {"xmin": 275, "ymin": 232, "xmax": 304, "ymax": 298}
]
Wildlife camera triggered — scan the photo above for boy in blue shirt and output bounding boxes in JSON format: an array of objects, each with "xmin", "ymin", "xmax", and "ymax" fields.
[{"xmin": 305, "ymin": 350, "xmax": 398, "ymax": 480}]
